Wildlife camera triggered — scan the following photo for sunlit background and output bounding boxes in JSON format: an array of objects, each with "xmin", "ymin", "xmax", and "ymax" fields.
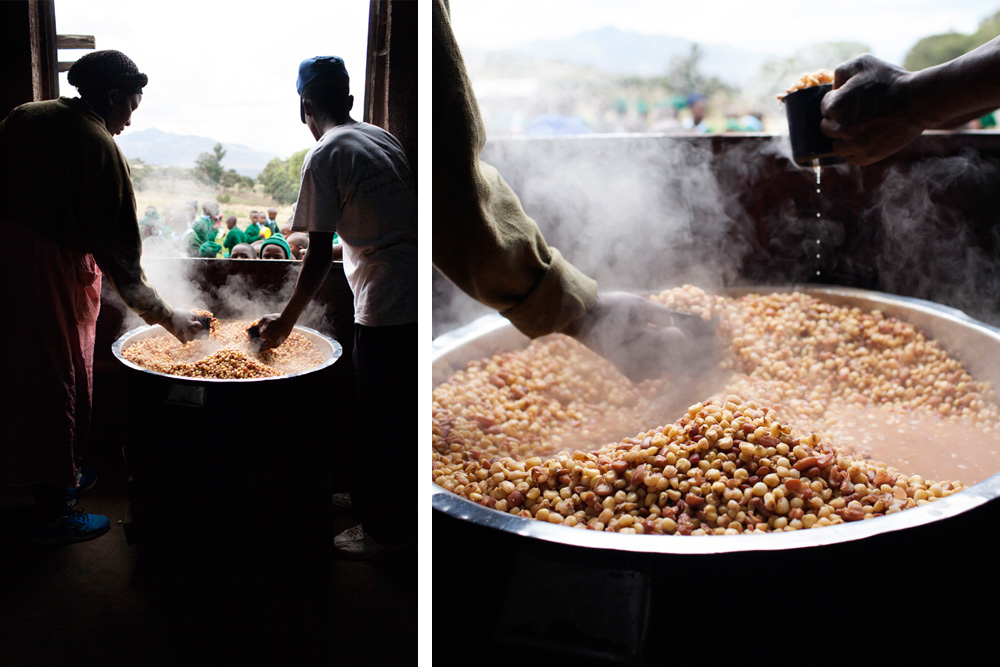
[
  {"xmin": 50, "ymin": 0, "xmax": 371, "ymax": 218},
  {"xmin": 55, "ymin": 0, "xmax": 369, "ymax": 163},
  {"xmin": 448, "ymin": 0, "xmax": 1000, "ymax": 137}
]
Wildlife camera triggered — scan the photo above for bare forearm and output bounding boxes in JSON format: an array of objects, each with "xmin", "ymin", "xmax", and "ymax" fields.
[
  {"xmin": 280, "ymin": 244, "xmax": 332, "ymax": 325},
  {"xmin": 911, "ymin": 36, "xmax": 1000, "ymax": 128}
]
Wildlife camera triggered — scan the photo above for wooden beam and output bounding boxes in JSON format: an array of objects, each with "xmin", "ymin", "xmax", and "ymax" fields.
[
  {"xmin": 57, "ymin": 34, "xmax": 95, "ymax": 49},
  {"xmin": 31, "ymin": 0, "xmax": 58, "ymax": 101},
  {"xmin": 57, "ymin": 61, "xmax": 73, "ymax": 73},
  {"xmin": 364, "ymin": 0, "xmax": 416, "ymax": 176}
]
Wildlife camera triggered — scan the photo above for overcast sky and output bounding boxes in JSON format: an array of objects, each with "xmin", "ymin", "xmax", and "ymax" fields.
[
  {"xmin": 55, "ymin": 0, "xmax": 371, "ymax": 157},
  {"xmin": 449, "ymin": 0, "xmax": 998, "ymax": 68}
]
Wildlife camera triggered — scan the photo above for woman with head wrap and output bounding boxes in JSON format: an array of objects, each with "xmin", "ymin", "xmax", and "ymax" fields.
[{"xmin": 0, "ymin": 49, "xmax": 205, "ymax": 544}]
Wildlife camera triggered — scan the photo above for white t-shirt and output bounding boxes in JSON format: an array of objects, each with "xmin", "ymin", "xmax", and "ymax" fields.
[{"xmin": 292, "ymin": 122, "xmax": 417, "ymax": 327}]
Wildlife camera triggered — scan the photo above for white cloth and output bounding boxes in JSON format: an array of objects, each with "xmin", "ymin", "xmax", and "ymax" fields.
[{"xmin": 292, "ymin": 122, "xmax": 417, "ymax": 326}]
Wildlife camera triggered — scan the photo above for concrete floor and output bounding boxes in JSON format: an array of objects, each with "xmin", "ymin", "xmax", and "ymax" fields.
[{"xmin": 0, "ymin": 450, "xmax": 417, "ymax": 666}]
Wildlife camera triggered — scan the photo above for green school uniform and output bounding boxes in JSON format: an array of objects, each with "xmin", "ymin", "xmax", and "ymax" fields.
[
  {"xmin": 244, "ymin": 222, "xmax": 261, "ymax": 244},
  {"xmin": 223, "ymin": 227, "xmax": 246, "ymax": 256},
  {"xmin": 187, "ymin": 214, "xmax": 217, "ymax": 256}
]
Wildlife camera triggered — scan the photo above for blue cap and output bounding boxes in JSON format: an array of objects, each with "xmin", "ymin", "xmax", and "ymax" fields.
[{"xmin": 296, "ymin": 56, "xmax": 349, "ymax": 95}]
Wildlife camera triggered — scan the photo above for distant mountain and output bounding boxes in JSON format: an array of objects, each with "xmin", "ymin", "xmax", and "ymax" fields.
[
  {"xmin": 471, "ymin": 26, "xmax": 775, "ymax": 85},
  {"xmin": 116, "ymin": 128, "xmax": 279, "ymax": 177}
]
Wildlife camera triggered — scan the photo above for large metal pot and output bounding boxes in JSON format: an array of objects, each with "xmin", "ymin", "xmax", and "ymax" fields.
[
  {"xmin": 112, "ymin": 324, "xmax": 344, "ymax": 580},
  {"xmin": 431, "ymin": 286, "xmax": 1000, "ymax": 660}
]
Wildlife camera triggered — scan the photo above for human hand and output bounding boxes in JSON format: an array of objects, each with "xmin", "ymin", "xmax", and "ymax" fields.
[
  {"xmin": 254, "ymin": 313, "xmax": 295, "ymax": 352},
  {"xmin": 560, "ymin": 291, "xmax": 717, "ymax": 382},
  {"xmin": 160, "ymin": 310, "xmax": 206, "ymax": 343},
  {"xmin": 820, "ymin": 54, "xmax": 927, "ymax": 166}
]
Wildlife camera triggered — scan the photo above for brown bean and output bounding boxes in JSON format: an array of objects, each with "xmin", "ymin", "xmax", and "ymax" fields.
[
  {"xmin": 793, "ymin": 456, "xmax": 819, "ymax": 471},
  {"xmin": 784, "ymin": 478, "xmax": 808, "ymax": 495},
  {"xmin": 838, "ymin": 505, "xmax": 865, "ymax": 521},
  {"xmin": 632, "ymin": 464, "xmax": 649, "ymax": 488},
  {"xmin": 874, "ymin": 472, "xmax": 894, "ymax": 486}
]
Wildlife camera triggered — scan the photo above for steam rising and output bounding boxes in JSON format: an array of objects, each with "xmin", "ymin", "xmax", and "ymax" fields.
[
  {"xmin": 117, "ymin": 259, "xmax": 327, "ymax": 335},
  {"xmin": 433, "ymin": 134, "xmax": 778, "ymax": 337},
  {"xmin": 874, "ymin": 151, "xmax": 1000, "ymax": 327},
  {"xmin": 433, "ymin": 134, "xmax": 1000, "ymax": 348}
]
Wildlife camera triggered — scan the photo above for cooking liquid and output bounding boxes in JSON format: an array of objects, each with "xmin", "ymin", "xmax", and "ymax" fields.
[{"xmin": 820, "ymin": 403, "xmax": 1000, "ymax": 485}]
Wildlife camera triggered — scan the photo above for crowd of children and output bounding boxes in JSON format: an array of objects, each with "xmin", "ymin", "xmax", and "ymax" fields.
[{"xmin": 138, "ymin": 201, "xmax": 318, "ymax": 260}]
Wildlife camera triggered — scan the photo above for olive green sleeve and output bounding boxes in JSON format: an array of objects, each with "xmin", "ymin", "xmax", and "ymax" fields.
[{"xmin": 431, "ymin": 0, "xmax": 597, "ymax": 338}]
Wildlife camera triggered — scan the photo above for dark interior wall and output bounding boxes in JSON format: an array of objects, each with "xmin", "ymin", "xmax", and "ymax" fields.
[
  {"xmin": 0, "ymin": 1, "xmax": 37, "ymax": 115},
  {"xmin": 0, "ymin": 0, "xmax": 57, "ymax": 117},
  {"xmin": 432, "ymin": 132, "xmax": 1000, "ymax": 336}
]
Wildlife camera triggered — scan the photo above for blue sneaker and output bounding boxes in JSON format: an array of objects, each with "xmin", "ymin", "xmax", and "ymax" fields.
[
  {"xmin": 65, "ymin": 467, "xmax": 98, "ymax": 507},
  {"xmin": 30, "ymin": 508, "xmax": 112, "ymax": 545}
]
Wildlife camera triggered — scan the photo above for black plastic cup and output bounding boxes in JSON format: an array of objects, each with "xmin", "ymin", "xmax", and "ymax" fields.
[{"xmin": 784, "ymin": 84, "xmax": 844, "ymax": 167}]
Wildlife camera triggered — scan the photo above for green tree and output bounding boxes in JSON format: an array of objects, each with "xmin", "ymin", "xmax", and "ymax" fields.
[
  {"xmin": 662, "ymin": 43, "xmax": 732, "ymax": 97},
  {"xmin": 972, "ymin": 10, "xmax": 1000, "ymax": 46},
  {"xmin": 288, "ymin": 148, "xmax": 309, "ymax": 182},
  {"xmin": 220, "ymin": 168, "xmax": 254, "ymax": 191},
  {"xmin": 904, "ymin": 10, "xmax": 1000, "ymax": 71},
  {"xmin": 259, "ymin": 156, "xmax": 299, "ymax": 205},
  {"xmin": 904, "ymin": 32, "xmax": 976, "ymax": 70},
  {"xmin": 194, "ymin": 142, "xmax": 226, "ymax": 185}
]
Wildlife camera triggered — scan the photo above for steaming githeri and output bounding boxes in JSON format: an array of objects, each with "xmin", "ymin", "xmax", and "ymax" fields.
[
  {"xmin": 431, "ymin": 286, "xmax": 1000, "ymax": 535},
  {"xmin": 122, "ymin": 311, "xmax": 325, "ymax": 379}
]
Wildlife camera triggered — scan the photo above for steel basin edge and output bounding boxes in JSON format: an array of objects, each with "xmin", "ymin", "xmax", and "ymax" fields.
[{"xmin": 112, "ymin": 323, "xmax": 343, "ymax": 383}]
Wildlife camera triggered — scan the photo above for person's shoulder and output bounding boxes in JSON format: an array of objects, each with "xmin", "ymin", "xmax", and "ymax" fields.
[
  {"xmin": 320, "ymin": 122, "xmax": 403, "ymax": 156},
  {"xmin": 3, "ymin": 97, "xmax": 72, "ymax": 129},
  {"xmin": 322, "ymin": 121, "xmax": 393, "ymax": 143},
  {"xmin": 355, "ymin": 121, "xmax": 403, "ymax": 145}
]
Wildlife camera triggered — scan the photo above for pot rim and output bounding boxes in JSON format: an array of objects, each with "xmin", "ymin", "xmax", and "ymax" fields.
[
  {"xmin": 112, "ymin": 323, "xmax": 343, "ymax": 383},
  {"xmin": 431, "ymin": 285, "xmax": 1000, "ymax": 553}
]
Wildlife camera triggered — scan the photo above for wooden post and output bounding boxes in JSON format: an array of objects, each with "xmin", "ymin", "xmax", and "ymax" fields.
[
  {"xmin": 364, "ymin": 0, "xmax": 417, "ymax": 178},
  {"xmin": 0, "ymin": 0, "xmax": 58, "ymax": 117},
  {"xmin": 32, "ymin": 0, "xmax": 58, "ymax": 100}
]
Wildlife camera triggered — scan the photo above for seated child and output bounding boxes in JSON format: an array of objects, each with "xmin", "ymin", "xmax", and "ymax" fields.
[
  {"xmin": 286, "ymin": 232, "xmax": 309, "ymax": 260},
  {"xmin": 259, "ymin": 234, "xmax": 292, "ymax": 260},
  {"xmin": 229, "ymin": 243, "xmax": 257, "ymax": 259}
]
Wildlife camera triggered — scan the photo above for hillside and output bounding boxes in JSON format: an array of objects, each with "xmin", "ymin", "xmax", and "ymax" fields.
[
  {"xmin": 463, "ymin": 26, "xmax": 774, "ymax": 85},
  {"xmin": 117, "ymin": 128, "xmax": 280, "ymax": 177}
]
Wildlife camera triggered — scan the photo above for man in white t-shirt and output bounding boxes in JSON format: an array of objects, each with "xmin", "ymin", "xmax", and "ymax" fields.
[{"xmin": 257, "ymin": 56, "xmax": 416, "ymax": 559}]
